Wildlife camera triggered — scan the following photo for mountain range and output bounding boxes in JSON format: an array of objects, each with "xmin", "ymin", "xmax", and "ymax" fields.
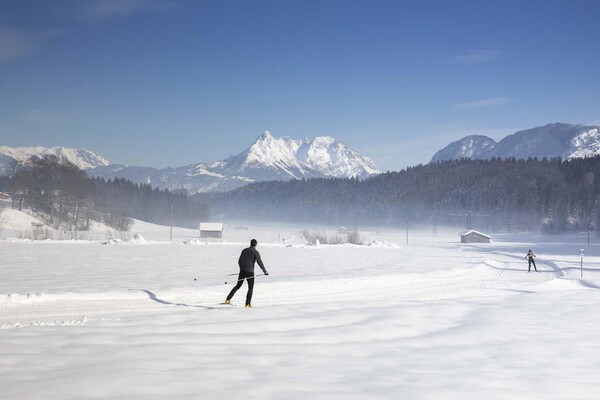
[
  {"xmin": 4, "ymin": 123, "xmax": 600, "ymax": 194},
  {"xmin": 431, "ymin": 123, "xmax": 600, "ymax": 163},
  {"xmin": 0, "ymin": 145, "xmax": 109, "ymax": 175},
  {"xmin": 0, "ymin": 132, "xmax": 380, "ymax": 193}
]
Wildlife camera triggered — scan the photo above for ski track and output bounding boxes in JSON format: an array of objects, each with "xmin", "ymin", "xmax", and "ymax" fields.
[
  {"xmin": 0, "ymin": 249, "xmax": 584, "ymax": 330},
  {"xmin": 1, "ymin": 231, "xmax": 600, "ymax": 399}
]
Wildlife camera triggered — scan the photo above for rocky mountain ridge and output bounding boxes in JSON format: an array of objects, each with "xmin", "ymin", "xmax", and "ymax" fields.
[
  {"xmin": 431, "ymin": 123, "xmax": 600, "ymax": 163},
  {"xmin": 1, "ymin": 131, "xmax": 380, "ymax": 193}
]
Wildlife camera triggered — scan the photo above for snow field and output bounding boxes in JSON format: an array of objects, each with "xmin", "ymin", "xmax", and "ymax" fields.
[{"xmin": 1, "ymin": 222, "xmax": 600, "ymax": 399}]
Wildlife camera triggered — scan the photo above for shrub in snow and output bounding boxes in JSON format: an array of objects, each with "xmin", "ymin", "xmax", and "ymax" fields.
[
  {"xmin": 302, "ymin": 230, "xmax": 329, "ymax": 245},
  {"xmin": 347, "ymin": 229, "xmax": 364, "ymax": 245},
  {"xmin": 368, "ymin": 240, "xmax": 400, "ymax": 248},
  {"xmin": 302, "ymin": 229, "xmax": 364, "ymax": 245},
  {"xmin": 31, "ymin": 223, "xmax": 51, "ymax": 240},
  {"xmin": 184, "ymin": 238, "xmax": 204, "ymax": 245},
  {"xmin": 54, "ymin": 230, "xmax": 90, "ymax": 241},
  {"xmin": 102, "ymin": 239, "xmax": 122, "ymax": 245},
  {"xmin": 128, "ymin": 234, "xmax": 147, "ymax": 244},
  {"xmin": 104, "ymin": 229, "xmax": 131, "ymax": 242}
]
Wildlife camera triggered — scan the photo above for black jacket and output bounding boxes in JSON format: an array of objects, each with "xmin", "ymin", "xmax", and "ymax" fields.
[{"xmin": 238, "ymin": 246, "xmax": 267, "ymax": 274}]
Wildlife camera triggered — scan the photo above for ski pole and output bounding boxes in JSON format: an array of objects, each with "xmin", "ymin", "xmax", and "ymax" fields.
[
  {"xmin": 224, "ymin": 273, "xmax": 266, "ymax": 284},
  {"xmin": 193, "ymin": 273, "xmax": 267, "ymax": 284},
  {"xmin": 193, "ymin": 272, "xmax": 239, "ymax": 282}
]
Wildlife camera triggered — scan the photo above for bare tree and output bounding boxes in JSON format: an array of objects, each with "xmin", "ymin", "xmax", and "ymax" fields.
[
  {"xmin": 8, "ymin": 159, "xmax": 20, "ymax": 209},
  {"xmin": 102, "ymin": 213, "xmax": 133, "ymax": 232},
  {"xmin": 347, "ymin": 229, "xmax": 364, "ymax": 245},
  {"xmin": 0, "ymin": 206, "xmax": 8, "ymax": 231}
]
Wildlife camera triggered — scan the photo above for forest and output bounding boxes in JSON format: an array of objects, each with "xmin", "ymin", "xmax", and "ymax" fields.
[
  {"xmin": 3, "ymin": 155, "xmax": 599, "ymax": 234},
  {"xmin": 199, "ymin": 157, "xmax": 600, "ymax": 234},
  {"xmin": 0, "ymin": 155, "xmax": 209, "ymax": 231}
]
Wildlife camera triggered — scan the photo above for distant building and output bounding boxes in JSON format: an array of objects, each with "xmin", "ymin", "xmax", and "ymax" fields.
[
  {"xmin": 460, "ymin": 230, "xmax": 491, "ymax": 243},
  {"xmin": 337, "ymin": 227, "xmax": 348, "ymax": 235},
  {"xmin": 199, "ymin": 222, "xmax": 223, "ymax": 239},
  {"xmin": 0, "ymin": 192, "xmax": 9, "ymax": 200}
]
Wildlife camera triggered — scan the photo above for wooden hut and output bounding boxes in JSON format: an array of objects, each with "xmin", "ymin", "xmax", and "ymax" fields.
[
  {"xmin": 460, "ymin": 230, "xmax": 491, "ymax": 243},
  {"xmin": 199, "ymin": 222, "xmax": 223, "ymax": 239}
]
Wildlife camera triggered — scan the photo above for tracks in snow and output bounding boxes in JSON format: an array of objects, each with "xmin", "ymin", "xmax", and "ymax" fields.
[{"xmin": 0, "ymin": 290, "xmax": 229, "ymax": 330}]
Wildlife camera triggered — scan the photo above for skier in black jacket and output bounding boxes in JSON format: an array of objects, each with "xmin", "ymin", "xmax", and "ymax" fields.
[
  {"xmin": 526, "ymin": 249, "xmax": 537, "ymax": 272},
  {"xmin": 225, "ymin": 239, "xmax": 268, "ymax": 307}
]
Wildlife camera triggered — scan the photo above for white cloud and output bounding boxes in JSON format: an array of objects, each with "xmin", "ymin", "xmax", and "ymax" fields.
[
  {"xmin": 446, "ymin": 50, "xmax": 499, "ymax": 65},
  {"xmin": 0, "ymin": 27, "xmax": 64, "ymax": 63},
  {"xmin": 0, "ymin": 1, "xmax": 176, "ymax": 62},
  {"xmin": 454, "ymin": 97, "xmax": 512, "ymax": 110},
  {"xmin": 76, "ymin": 0, "xmax": 176, "ymax": 22}
]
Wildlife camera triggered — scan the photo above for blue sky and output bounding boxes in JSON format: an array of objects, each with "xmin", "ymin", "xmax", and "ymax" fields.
[{"xmin": 1, "ymin": 0, "xmax": 599, "ymax": 171}]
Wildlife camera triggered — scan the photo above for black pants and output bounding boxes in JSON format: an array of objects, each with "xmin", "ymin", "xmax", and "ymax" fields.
[
  {"xmin": 528, "ymin": 258, "xmax": 537, "ymax": 271},
  {"xmin": 226, "ymin": 270, "xmax": 255, "ymax": 305}
]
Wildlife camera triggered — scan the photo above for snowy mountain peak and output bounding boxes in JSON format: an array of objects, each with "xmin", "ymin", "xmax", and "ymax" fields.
[
  {"xmin": 239, "ymin": 132, "xmax": 380, "ymax": 179},
  {"xmin": 310, "ymin": 136, "xmax": 336, "ymax": 146},
  {"xmin": 570, "ymin": 127, "xmax": 600, "ymax": 158},
  {"xmin": 2, "ymin": 132, "xmax": 380, "ymax": 193},
  {"xmin": 299, "ymin": 136, "xmax": 379, "ymax": 178},
  {"xmin": 430, "ymin": 135, "xmax": 497, "ymax": 163},
  {"xmin": 259, "ymin": 130, "xmax": 274, "ymax": 139},
  {"xmin": 430, "ymin": 123, "xmax": 600, "ymax": 163},
  {"xmin": 0, "ymin": 145, "xmax": 110, "ymax": 174},
  {"xmin": 89, "ymin": 131, "xmax": 381, "ymax": 193},
  {"xmin": 244, "ymin": 131, "xmax": 301, "ymax": 169}
]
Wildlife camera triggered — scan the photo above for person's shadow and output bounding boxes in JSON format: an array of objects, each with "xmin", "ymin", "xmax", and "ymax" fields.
[{"xmin": 134, "ymin": 289, "xmax": 220, "ymax": 309}]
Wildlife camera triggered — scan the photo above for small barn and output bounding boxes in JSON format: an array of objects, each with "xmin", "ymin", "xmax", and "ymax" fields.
[
  {"xmin": 199, "ymin": 222, "xmax": 223, "ymax": 239},
  {"xmin": 460, "ymin": 230, "xmax": 491, "ymax": 243}
]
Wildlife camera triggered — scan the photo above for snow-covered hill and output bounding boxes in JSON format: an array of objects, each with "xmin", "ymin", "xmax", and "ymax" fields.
[
  {"xmin": 0, "ymin": 145, "xmax": 109, "ymax": 175},
  {"xmin": 430, "ymin": 135, "xmax": 497, "ymax": 163},
  {"xmin": 90, "ymin": 131, "xmax": 380, "ymax": 193},
  {"xmin": 430, "ymin": 123, "xmax": 600, "ymax": 162}
]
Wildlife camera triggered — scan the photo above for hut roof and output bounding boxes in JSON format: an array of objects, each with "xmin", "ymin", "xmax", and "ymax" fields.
[
  {"xmin": 459, "ymin": 230, "xmax": 491, "ymax": 239},
  {"xmin": 200, "ymin": 222, "xmax": 223, "ymax": 231}
]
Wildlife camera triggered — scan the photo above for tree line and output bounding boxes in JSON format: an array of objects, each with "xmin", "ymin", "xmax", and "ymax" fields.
[
  {"xmin": 4, "ymin": 155, "xmax": 599, "ymax": 234},
  {"xmin": 0, "ymin": 155, "xmax": 209, "ymax": 231},
  {"xmin": 199, "ymin": 157, "xmax": 600, "ymax": 234}
]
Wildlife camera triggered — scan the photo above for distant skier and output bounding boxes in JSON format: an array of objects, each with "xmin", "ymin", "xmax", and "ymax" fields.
[
  {"xmin": 526, "ymin": 250, "xmax": 537, "ymax": 272},
  {"xmin": 225, "ymin": 239, "xmax": 269, "ymax": 308}
]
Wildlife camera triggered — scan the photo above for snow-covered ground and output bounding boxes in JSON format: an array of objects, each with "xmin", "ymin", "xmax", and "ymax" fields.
[{"xmin": 1, "ymin": 210, "xmax": 599, "ymax": 399}]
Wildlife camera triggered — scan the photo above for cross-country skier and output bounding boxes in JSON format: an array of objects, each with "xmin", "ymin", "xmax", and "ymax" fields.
[
  {"xmin": 225, "ymin": 239, "xmax": 268, "ymax": 308},
  {"xmin": 526, "ymin": 249, "xmax": 537, "ymax": 272}
]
